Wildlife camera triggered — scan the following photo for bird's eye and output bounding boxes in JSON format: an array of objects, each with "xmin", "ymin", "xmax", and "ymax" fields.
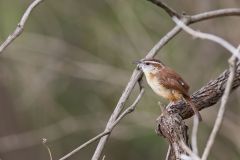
[{"xmin": 146, "ymin": 62, "xmax": 150, "ymax": 65}]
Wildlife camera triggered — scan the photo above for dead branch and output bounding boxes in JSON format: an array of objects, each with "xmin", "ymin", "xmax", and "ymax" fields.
[
  {"xmin": 201, "ymin": 53, "xmax": 238, "ymax": 160},
  {"xmin": 156, "ymin": 112, "xmax": 189, "ymax": 159},
  {"xmin": 165, "ymin": 62, "xmax": 240, "ymax": 120},
  {"xmin": 156, "ymin": 62, "xmax": 240, "ymax": 159},
  {"xmin": 172, "ymin": 17, "xmax": 240, "ymax": 60},
  {"xmin": 180, "ymin": 141, "xmax": 201, "ymax": 160},
  {"xmin": 91, "ymin": 6, "xmax": 240, "ymax": 160},
  {"xmin": 150, "ymin": 1, "xmax": 240, "ymax": 159},
  {"xmin": 147, "ymin": 0, "xmax": 180, "ymax": 18},
  {"xmin": 59, "ymin": 89, "xmax": 144, "ymax": 160},
  {"xmin": 191, "ymin": 116, "xmax": 199, "ymax": 156},
  {"xmin": 0, "ymin": 0, "xmax": 43, "ymax": 54}
]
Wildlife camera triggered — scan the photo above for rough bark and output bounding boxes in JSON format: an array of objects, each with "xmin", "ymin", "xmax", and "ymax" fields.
[{"xmin": 156, "ymin": 63, "xmax": 240, "ymax": 160}]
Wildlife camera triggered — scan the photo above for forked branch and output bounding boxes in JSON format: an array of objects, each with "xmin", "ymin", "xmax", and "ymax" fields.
[
  {"xmin": 91, "ymin": 6, "xmax": 240, "ymax": 160},
  {"xmin": 151, "ymin": 1, "xmax": 240, "ymax": 160},
  {"xmin": 201, "ymin": 53, "xmax": 238, "ymax": 160},
  {"xmin": 147, "ymin": 0, "xmax": 181, "ymax": 18},
  {"xmin": 90, "ymin": 5, "xmax": 240, "ymax": 160},
  {"xmin": 59, "ymin": 89, "xmax": 145, "ymax": 160}
]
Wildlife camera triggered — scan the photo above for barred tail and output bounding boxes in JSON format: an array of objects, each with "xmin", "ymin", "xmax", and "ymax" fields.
[{"xmin": 184, "ymin": 96, "xmax": 202, "ymax": 121}]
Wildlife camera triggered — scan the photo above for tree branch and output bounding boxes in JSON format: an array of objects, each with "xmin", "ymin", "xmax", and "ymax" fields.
[
  {"xmin": 172, "ymin": 17, "xmax": 240, "ymax": 60},
  {"xmin": 59, "ymin": 131, "xmax": 110, "ymax": 160},
  {"xmin": 190, "ymin": 8, "xmax": 240, "ymax": 23},
  {"xmin": 201, "ymin": 52, "xmax": 239, "ymax": 160},
  {"xmin": 165, "ymin": 62, "xmax": 240, "ymax": 120},
  {"xmin": 59, "ymin": 89, "xmax": 145, "ymax": 160},
  {"xmin": 180, "ymin": 141, "xmax": 201, "ymax": 160},
  {"xmin": 191, "ymin": 115, "xmax": 199, "ymax": 156},
  {"xmin": 0, "ymin": 0, "xmax": 43, "ymax": 54},
  {"xmin": 155, "ymin": 62, "xmax": 240, "ymax": 159},
  {"xmin": 147, "ymin": 0, "xmax": 181, "ymax": 18},
  {"xmin": 91, "ymin": 7, "xmax": 240, "ymax": 160},
  {"xmin": 144, "ymin": 1, "xmax": 240, "ymax": 159}
]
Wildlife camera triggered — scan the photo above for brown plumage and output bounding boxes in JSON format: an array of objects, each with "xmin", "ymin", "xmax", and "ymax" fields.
[
  {"xmin": 138, "ymin": 58, "xmax": 202, "ymax": 121},
  {"xmin": 158, "ymin": 67, "xmax": 189, "ymax": 97}
]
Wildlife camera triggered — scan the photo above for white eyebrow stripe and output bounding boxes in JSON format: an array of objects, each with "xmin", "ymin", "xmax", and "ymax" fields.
[{"xmin": 144, "ymin": 61, "xmax": 162, "ymax": 65}]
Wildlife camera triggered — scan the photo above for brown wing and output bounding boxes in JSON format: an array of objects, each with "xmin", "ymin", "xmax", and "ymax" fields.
[{"xmin": 158, "ymin": 67, "xmax": 190, "ymax": 96}]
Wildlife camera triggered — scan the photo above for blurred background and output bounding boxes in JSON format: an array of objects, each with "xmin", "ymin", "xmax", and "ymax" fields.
[{"xmin": 0, "ymin": 0, "xmax": 239, "ymax": 159}]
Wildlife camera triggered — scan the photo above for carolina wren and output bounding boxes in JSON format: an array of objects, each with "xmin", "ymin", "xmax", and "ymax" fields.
[{"xmin": 136, "ymin": 58, "xmax": 202, "ymax": 121}]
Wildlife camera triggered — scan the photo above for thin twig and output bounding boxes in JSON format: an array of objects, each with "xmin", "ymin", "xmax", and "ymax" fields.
[
  {"xmin": 172, "ymin": 16, "xmax": 240, "ymax": 60},
  {"xmin": 147, "ymin": 0, "xmax": 180, "ymax": 18},
  {"xmin": 92, "ymin": 8, "xmax": 240, "ymax": 160},
  {"xmin": 91, "ymin": 69, "xmax": 142, "ymax": 160},
  {"xmin": 59, "ymin": 131, "xmax": 110, "ymax": 160},
  {"xmin": 165, "ymin": 145, "xmax": 171, "ymax": 160},
  {"xmin": 112, "ymin": 89, "xmax": 145, "ymax": 127},
  {"xmin": 190, "ymin": 8, "xmax": 240, "ymax": 23},
  {"xmin": 201, "ymin": 47, "xmax": 239, "ymax": 160},
  {"xmin": 102, "ymin": 155, "xmax": 106, "ymax": 160},
  {"xmin": 59, "ymin": 89, "xmax": 145, "ymax": 160},
  {"xmin": 42, "ymin": 138, "xmax": 53, "ymax": 160},
  {"xmin": 191, "ymin": 115, "xmax": 199, "ymax": 155},
  {"xmin": 180, "ymin": 141, "xmax": 201, "ymax": 160},
  {"xmin": 142, "ymin": 2, "xmax": 240, "ymax": 158},
  {"xmin": 173, "ymin": 15, "xmax": 240, "ymax": 159},
  {"xmin": 0, "ymin": 0, "xmax": 43, "ymax": 54}
]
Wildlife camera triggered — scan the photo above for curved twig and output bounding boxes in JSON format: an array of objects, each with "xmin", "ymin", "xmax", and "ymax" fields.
[
  {"xmin": 59, "ymin": 89, "xmax": 145, "ymax": 160},
  {"xmin": 147, "ymin": 0, "xmax": 181, "ymax": 18},
  {"xmin": 201, "ymin": 50, "xmax": 239, "ymax": 160},
  {"xmin": 172, "ymin": 17, "xmax": 240, "ymax": 60},
  {"xmin": 180, "ymin": 141, "xmax": 201, "ymax": 160},
  {"xmin": 0, "ymin": 0, "xmax": 43, "ymax": 54},
  {"xmin": 191, "ymin": 116, "xmax": 199, "ymax": 155},
  {"xmin": 190, "ymin": 8, "xmax": 240, "ymax": 23},
  {"xmin": 91, "ymin": 7, "xmax": 240, "ymax": 160}
]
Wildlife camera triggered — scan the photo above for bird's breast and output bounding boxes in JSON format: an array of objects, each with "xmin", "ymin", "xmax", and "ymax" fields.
[
  {"xmin": 145, "ymin": 73, "xmax": 182, "ymax": 101},
  {"xmin": 145, "ymin": 74, "xmax": 171, "ymax": 98}
]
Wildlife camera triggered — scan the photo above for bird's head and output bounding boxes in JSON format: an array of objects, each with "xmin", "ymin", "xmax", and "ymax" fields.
[{"xmin": 135, "ymin": 58, "xmax": 165, "ymax": 74}]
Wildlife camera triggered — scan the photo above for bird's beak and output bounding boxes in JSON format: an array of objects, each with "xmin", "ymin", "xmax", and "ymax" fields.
[
  {"xmin": 133, "ymin": 60, "xmax": 142, "ymax": 64},
  {"xmin": 133, "ymin": 60, "xmax": 143, "ymax": 70}
]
